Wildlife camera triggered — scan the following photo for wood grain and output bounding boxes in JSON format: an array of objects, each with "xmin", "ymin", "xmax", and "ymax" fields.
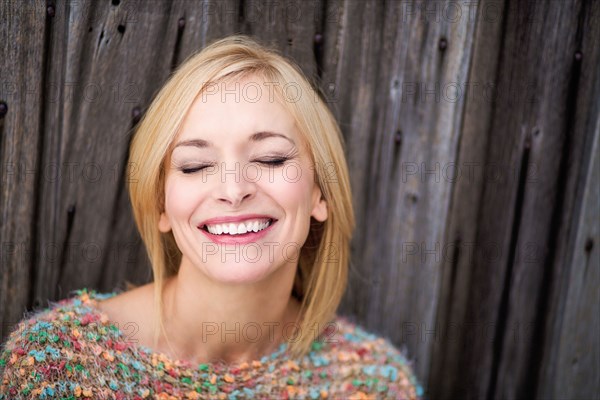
[
  {"xmin": 0, "ymin": 1, "xmax": 46, "ymax": 339},
  {"xmin": 1, "ymin": 1, "xmax": 598, "ymax": 399}
]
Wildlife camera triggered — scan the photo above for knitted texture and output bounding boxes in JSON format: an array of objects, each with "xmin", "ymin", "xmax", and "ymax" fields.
[{"xmin": 0, "ymin": 289, "xmax": 424, "ymax": 399}]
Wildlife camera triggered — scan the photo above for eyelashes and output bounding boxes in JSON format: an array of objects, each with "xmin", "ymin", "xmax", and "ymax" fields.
[
  {"xmin": 180, "ymin": 165, "xmax": 212, "ymax": 174},
  {"xmin": 178, "ymin": 157, "xmax": 290, "ymax": 175}
]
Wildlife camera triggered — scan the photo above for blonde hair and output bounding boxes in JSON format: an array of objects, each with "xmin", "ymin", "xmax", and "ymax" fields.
[{"xmin": 127, "ymin": 35, "xmax": 355, "ymax": 359}]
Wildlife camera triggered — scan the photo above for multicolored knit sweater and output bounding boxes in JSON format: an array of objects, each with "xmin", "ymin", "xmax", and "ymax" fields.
[{"xmin": 0, "ymin": 289, "xmax": 423, "ymax": 399}]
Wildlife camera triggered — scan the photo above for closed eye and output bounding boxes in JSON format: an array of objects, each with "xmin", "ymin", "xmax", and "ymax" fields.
[
  {"xmin": 180, "ymin": 165, "xmax": 212, "ymax": 174},
  {"xmin": 255, "ymin": 158, "xmax": 288, "ymax": 166},
  {"xmin": 178, "ymin": 158, "xmax": 288, "ymax": 174}
]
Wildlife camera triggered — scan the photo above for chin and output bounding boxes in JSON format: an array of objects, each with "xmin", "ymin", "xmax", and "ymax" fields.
[{"xmin": 200, "ymin": 261, "xmax": 276, "ymax": 284}]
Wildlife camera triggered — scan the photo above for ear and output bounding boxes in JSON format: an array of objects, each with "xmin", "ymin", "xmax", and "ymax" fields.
[
  {"xmin": 158, "ymin": 211, "xmax": 172, "ymax": 233},
  {"xmin": 310, "ymin": 184, "xmax": 328, "ymax": 222}
]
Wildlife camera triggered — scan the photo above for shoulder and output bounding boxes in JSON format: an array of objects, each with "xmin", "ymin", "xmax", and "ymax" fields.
[
  {"xmin": 0, "ymin": 288, "xmax": 119, "ymax": 398},
  {"xmin": 93, "ymin": 282, "xmax": 154, "ymax": 326},
  {"xmin": 309, "ymin": 315, "xmax": 424, "ymax": 399}
]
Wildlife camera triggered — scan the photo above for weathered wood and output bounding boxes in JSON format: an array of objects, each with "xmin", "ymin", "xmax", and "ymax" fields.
[
  {"xmin": 243, "ymin": 0, "xmax": 322, "ymax": 79},
  {"xmin": 1, "ymin": 1, "xmax": 599, "ymax": 400},
  {"xmin": 0, "ymin": 2, "xmax": 46, "ymax": 339},
  {"xmin": 430, "ymin": 1, "xmax": 600, "ymax": 399},
  {"xmin": 428, "ymin": 0, "xmax": 507, "ymax": 398},
  {"xmin": 321, "ymin": 0, "xmax": 388, "ymax": 323},
  {"xmin": 491, "ymin": 1, "xmax": 598, "ymax": 397},
  {"xmin": 539, "ymin": 106, "xmax": 599, "ymax": 400},
  {"xmin": 170, "ymin": 0, "xmax": 241, "ymax": 64},
  {"xmin": 536, "ymin": 0, "xmax": 600, "ymax": 398},
  {"xmin": 321, "ymin": 0, "xmax": 478, "ymax": 389},
  {"xmin": 33, "ymin": 1, "xmax": 183, "ymax": 304}
]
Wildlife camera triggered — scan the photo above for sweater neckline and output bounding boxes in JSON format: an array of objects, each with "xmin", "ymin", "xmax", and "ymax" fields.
[{"xmin": 71, "ymin": 288, "xmax": 311, "ymax": 374}]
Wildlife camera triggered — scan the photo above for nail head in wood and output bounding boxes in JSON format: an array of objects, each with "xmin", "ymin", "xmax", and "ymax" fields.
[
  {"xmin": 47, "ymin": 5, "xmax": 55, "ymax": 18},
  {"xmin": 0, "ymin": 101, "xmax": 7, "ymax": 118},
  {"xmin": 178, "ymin": 18, "xmax": 186, "ymax": 29},
  {"xmin": 574, "ymin": 51, "xmax": 582, "ymax": 61},
  {"xmin": 585, "ymin": 237, "xmax": 593, "ymax": 252},
  {"xmin": 438, "ymin": 37, "xmax": 447, "ymax": 51},
  {"xmin": 395, "ymin": 130, "xmax": 402, "ymax": 144},
  {"xmin": 132, "ymin": 106, "xmax": 142, "ymax": 124},
  {"xmin": 314, "ymin": 33, "xmax": 323, "ymax": 45}
]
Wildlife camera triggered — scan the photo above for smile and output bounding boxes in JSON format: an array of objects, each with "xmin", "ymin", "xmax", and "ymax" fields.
[
  {"xmin": 198, "ymin": 216, "xmax": 278, "ymax": 245},
  {"xmin": 201, "ymin": 218, "xmax": 273, "ymax": 236}
]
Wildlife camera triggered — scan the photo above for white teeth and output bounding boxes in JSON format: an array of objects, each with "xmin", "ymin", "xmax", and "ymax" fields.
[
  {"xmin": 237, "ymin": 223, "xmax": 247, "ymax": 234},
  {"xmin": 204, "ymin": 219, "xmax": 272, "ymax": 235}
]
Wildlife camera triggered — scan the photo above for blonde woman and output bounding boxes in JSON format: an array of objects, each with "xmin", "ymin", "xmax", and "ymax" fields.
[{"xmin": 0, "ymin": 35, "xmax": 423, "ymax": 399}]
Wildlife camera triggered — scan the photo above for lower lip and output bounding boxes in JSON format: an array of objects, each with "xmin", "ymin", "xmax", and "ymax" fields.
[{"xmin": 199, "ymin": 220, "xmax": 277, "ymax": 245}]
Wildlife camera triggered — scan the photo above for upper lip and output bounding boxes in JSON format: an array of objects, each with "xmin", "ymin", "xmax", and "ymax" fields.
[{"xmin": 199, "ymin": 214, "xmax": 277, "ymax": 228}]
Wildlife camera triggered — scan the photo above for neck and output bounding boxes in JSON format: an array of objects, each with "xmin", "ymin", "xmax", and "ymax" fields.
[{"xmin": 159, "ymin": 258, "xmax": 302, "ymax": 364}]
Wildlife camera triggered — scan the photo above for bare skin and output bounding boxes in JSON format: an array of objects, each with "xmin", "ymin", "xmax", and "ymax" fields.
[{"xmin": 94, "ymin": 276, "xmax": 303, "ymax": 365}]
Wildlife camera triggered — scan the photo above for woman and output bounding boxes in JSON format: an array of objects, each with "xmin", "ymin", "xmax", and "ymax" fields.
[{"xmin": 0, "ymin": 35, "xmax": 423, "ymax": 399}]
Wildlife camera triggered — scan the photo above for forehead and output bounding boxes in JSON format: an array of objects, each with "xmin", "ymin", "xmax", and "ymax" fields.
[{"xmin": 176, "ymin": 75, "xmax": 299, "ymax": 144}]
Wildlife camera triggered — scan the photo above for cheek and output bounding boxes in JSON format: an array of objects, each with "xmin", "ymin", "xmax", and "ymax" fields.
[
  {"xmin": 265, "ymin": 168, "xmax": 314, "ymax": 211},
  {"xmin": 164, "ymin": 178, "xmax": 204, "ymax": 218}
]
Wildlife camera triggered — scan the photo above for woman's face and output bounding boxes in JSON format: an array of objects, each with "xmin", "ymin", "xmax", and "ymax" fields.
[{"xmin": 158, "ymin": 75, "xmax": 327, "ymax": 284}]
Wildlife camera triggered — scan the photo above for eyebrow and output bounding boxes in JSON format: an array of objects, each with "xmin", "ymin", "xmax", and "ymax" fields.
[{"xmin": 173, "ymin": 131, "xmax": 296, "ymax": 149}]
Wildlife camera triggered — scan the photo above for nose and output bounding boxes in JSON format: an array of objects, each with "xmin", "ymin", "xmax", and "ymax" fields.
[{"xmin": 215, "ymin": 161, "xmax": 257, "ymax": 208}]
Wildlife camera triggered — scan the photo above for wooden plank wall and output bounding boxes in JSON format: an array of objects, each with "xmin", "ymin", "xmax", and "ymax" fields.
[{"xmin": 1, "ymin": 1, "xmax": 598, "ymax": 399}]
